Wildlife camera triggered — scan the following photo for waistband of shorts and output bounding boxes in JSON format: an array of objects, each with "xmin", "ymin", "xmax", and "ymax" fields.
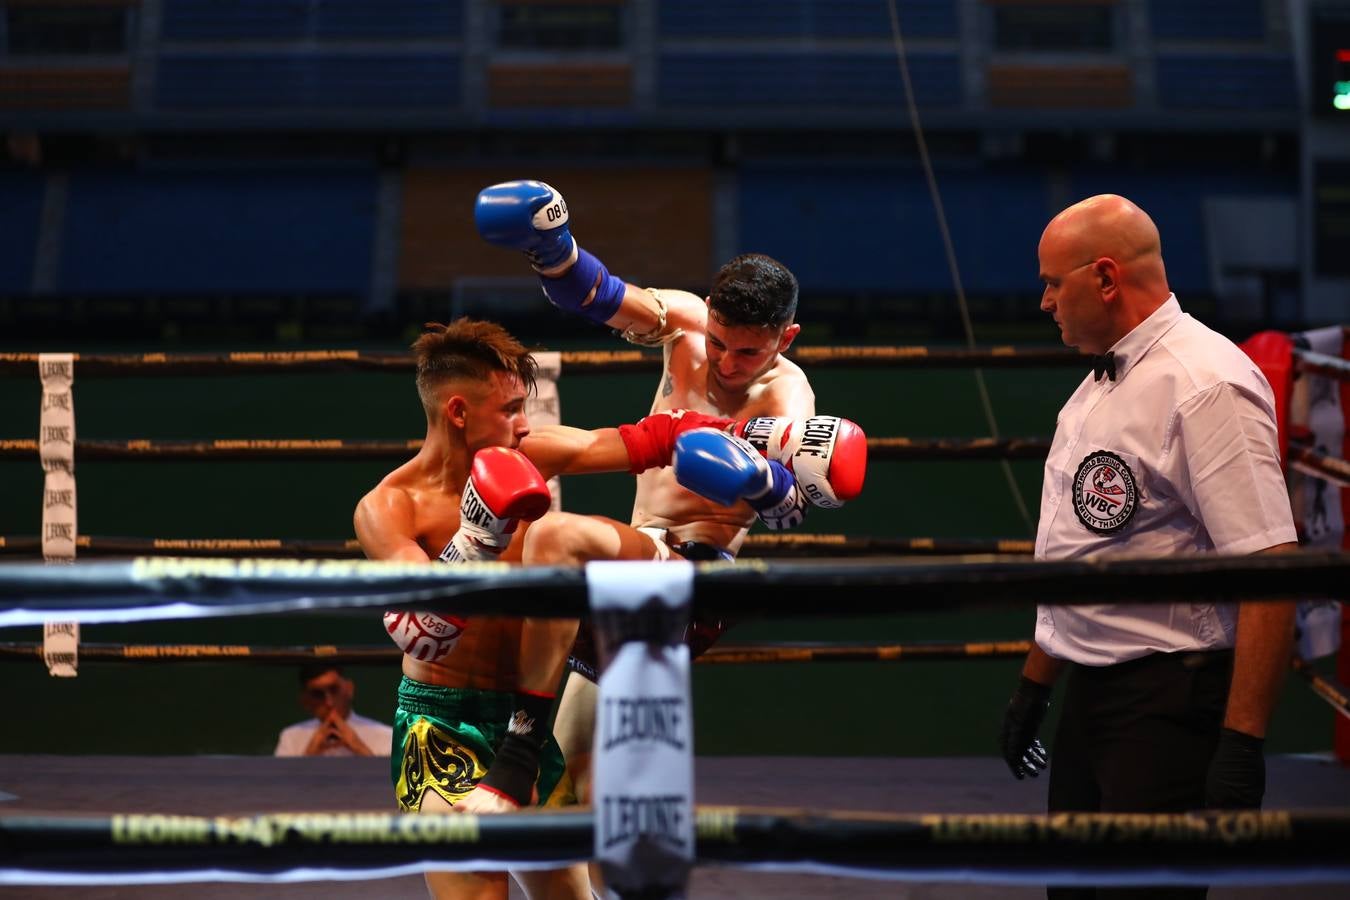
[
  {"xmin": 396, "ymin": 676, "xmax": 517, "ymax": 719},
  {"xmin": 1081, "ymin": 648, "xmax": 1234, "ymax": 675},
  {"xmin": 671, "ymin": 540, "xmax": 734, "ymax": 562}
]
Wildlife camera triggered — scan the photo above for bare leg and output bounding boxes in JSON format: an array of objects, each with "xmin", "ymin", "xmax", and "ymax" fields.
[
  {"xmin": 418, "ymin": 790, "xmax": 509, "ymax": 900},
  {"xmin": 522, "ymin": 512, "xmax": 659, "ymax": 567},
  {"xmin": 552, "ymin": 673, "xmax": 605, "ymax": 896}
]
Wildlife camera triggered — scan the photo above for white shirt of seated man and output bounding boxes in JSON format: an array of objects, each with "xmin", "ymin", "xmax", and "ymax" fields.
[{"xmin": 274, "ymin": 665, "xmax": 392, "ymax": 757}]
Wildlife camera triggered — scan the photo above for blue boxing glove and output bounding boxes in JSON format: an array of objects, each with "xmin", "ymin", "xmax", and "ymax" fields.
[
  {"xmin": 674, "ymin": 429, "xmax": 807, "ymax": 531},
  {"xmin": 475, "ymin": 180, "xmax": 626, "ymax": 326},
  {"xmin": 475, "ymin": 180, "xmax": 576, "ymax": 271}
]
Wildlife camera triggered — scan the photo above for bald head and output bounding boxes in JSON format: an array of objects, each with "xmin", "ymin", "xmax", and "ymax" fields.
[
  {"xmin": 1037, "ymin": 195, "xmax": 1172, "ymax": 355},
  {"xmin": 1042, "ymin": 194, "xmax": 1167, "ymax": 293}
]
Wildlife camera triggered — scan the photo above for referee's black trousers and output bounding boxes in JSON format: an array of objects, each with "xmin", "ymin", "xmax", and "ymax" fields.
[{"xmin": 1046, "ymin": 649, "xmax": 1233, "ymax": 900}]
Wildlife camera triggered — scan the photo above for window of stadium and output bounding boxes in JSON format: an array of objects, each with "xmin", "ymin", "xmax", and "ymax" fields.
[
  {"xmin": 5, "ymin": 4, "xmax": 131, "ymax": 55},
  {"xmin": 496, "ymin": 3, "xmax": 624, "ymax": 50},
  {"xmin": 992, "ymin": 4, "xmax": 1116, "ymax": 53}
]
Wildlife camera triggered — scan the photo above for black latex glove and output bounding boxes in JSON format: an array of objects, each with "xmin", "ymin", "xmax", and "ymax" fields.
[
  {"xmin": 1204, "ymin": 727, "xmax": 1266, "ymax": 809},
  {"xmin": 1000, "ymin": 676, "xmax": 1051, "ymax": 780}
]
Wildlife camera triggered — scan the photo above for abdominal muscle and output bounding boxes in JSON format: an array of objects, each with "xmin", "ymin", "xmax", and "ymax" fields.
[
  {"xmin": 400, "ymin": 618, "xmax": 527, "ymax": 692},
  {"xmin": 632, "ymin": 466, "xmax": 751, "ymax": 555}
]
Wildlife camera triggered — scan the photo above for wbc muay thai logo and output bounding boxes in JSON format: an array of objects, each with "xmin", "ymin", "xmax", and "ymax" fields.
[{"xmin": 1072, "ymin": 451, "xmax": 1138, "ymax": 534}]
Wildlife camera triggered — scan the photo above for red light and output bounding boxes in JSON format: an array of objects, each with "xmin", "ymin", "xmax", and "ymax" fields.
[{"xmin": 1338, "ymin": 49, "xmax": 1350, "ymax": 63}]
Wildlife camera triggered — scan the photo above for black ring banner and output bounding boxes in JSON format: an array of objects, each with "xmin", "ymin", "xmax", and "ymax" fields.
[
  {"xmin": 0, "ymin": 554, "xmax": 1346, "ymax": 627},
  {"xmin": 1, "ymin": 807, "xmax": 1348, "ymax": 886}
]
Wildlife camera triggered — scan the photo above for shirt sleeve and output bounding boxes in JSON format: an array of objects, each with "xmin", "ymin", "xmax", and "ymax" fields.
[
  {"xmin": 274, "ymin": 724, "xmax": 308, "ymax": 757},
  {"xmin": 1172, "ymin": 381, "xmax": 1297, "ymax": 554}
]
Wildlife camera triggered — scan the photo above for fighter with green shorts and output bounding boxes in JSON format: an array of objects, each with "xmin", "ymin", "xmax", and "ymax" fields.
[{"xmin": 392, "ymin": 677, "xmax": 572, "ymax": 812}]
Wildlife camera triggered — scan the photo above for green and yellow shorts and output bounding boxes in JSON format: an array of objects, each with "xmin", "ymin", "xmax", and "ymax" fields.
[{"xmin": 392, "ymin": 677, "xmax": 572, "ymax": 812}]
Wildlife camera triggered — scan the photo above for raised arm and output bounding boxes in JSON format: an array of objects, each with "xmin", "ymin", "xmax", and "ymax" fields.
[{"xmin": 475, "ymin": 180, "xmax": 708, "ymax": 343}]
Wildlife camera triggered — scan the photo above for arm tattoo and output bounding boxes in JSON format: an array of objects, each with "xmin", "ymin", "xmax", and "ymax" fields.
[{"xmin": 661, "ymin": 372, "xmax": 675, "ymax": 398}]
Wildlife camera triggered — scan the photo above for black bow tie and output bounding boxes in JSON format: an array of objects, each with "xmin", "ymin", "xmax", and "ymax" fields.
[{"xmin": 1092, "ymin": 351, "xmax": 1117, "ymax": 382}]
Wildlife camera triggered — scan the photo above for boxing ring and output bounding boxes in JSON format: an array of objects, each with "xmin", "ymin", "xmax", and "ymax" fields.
[{"xmin": 1, "ymin": 339, "xmax": 1349, "ymax": 897}]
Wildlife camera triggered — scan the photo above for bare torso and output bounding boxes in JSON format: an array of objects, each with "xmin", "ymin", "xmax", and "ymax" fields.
[
  {"xmin": 358, "ymin": 455, "xmax": 531, "ymax": 692},
  {"xmin": 631, "ymin": 291, "xmax": 814, "ymax": 554}
]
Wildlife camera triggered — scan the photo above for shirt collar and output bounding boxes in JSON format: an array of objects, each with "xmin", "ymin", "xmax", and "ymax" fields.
[{"xmin": 1104, "ymin": 294, "xmax": 1181, "ymax": 384}]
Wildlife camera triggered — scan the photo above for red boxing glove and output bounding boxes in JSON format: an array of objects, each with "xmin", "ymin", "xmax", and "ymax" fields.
[
  {"xmin": 619, "ymin": 409, "xmax": 734, "ymax": 474},
  {"xmin": 440, "ymin": 446, "xmax": 552, "ymax": 561},
  {"xmin": 790, "ymin": 415, "xmax": 867, "ymax": 508},
  {"xmin": 731, "ymin": 416, "xmax": 798, "ymax": 462}
]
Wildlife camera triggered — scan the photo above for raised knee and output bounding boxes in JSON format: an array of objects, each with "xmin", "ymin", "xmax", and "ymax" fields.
[{"xmin": 523, "ymin": 512, "xmax": 585, "ymax": 565}]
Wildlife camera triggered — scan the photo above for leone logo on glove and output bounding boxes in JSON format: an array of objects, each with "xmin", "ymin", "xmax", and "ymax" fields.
[{"xmin": 383, "ymin": 610, "xmax": 467, "ymax": 662}]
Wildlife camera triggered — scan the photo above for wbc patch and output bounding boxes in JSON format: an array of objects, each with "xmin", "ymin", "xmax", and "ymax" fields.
[{"xmin": 1072, "ymin": 450, "xmax": 1138, "ymax": 534}]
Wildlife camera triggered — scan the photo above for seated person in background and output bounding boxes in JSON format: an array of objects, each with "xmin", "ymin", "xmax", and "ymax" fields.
[{"xmin": 274, "ymin": 663, "xmax": 393, "ymax": 757}]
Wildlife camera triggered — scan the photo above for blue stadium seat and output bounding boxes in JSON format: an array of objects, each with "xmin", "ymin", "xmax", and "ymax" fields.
[
  {"xmin": 738, "ymin": 165, "xmax": 1049, "ymax": 294},
  {"xmin": 1149, "ymin": 0, "xmax": 1265, "ymax": 41},
  {"xmin": 659, "ymin": 0, "xmax": 957, "ymax": 38},
  {"xmin": 155, "ymin": 53, "xmax": 460, "ymax": 109},
  {"xmin": 58, "ymin": 169, "xmax": 377, "ymax": 294},
  {"xmin": 315, "ymin": 0, "xmax": 461, "ymax": 39},
  {"xmin": 161, "ymin": 0, "xmax": 311, "ymax": 41},
  {"xmin": 0, "ymin": 174, "xmax": 45, "ymax": 293},
  {"xmin": 162, "ymin": 0, "xmax": 461, "ymax": 41},
  {"xmin": 1066, "ymin": 169, "xmax": 1297, "ymax": 293},
  {"xmin": 1155, "ymin": 55, "xmax": 1296, "ymax": 110},
  {"xmin": 659, "ymin": 53, "xmax": 962, "ymax": 108}
]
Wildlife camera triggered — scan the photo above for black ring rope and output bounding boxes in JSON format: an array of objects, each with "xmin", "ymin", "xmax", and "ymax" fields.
[
  {"xmin": 0, "ymin": 345, "xmax": 1093, "ymax": 377},
  {"xmin": 1289, "ymin": 444, "xmax": 1350, "ymax": 489},
  {"xmin": 0, "ymin": 639, "xmax": 1035, "ymax": 666},
  {"xmin": 1294, "ymin": 348, "xmax": 1350, "ymax": 381},
  {"xmin": 0, "ymin": 807, "xmax": 1346, "ymax": 885},
  {"xmin": 5, "ymin": 440, "xmax": 1345, "ymax": 478},
  {"xmin": 0, "ymin": 436, "xmax": 1054, "ymax": 461},
  {"xmin": 3, "ymin": 345, "xmax": 1341, "ymax": 379},
  {"xmin": 0, "ymin": 534, "xmax": 1035, "ymax": 559},
  {"xmin": 0, "ymin": 553, "xmax": 1345, "ymax": 625},
  {"xmin": 4, "ymin": 640, "xmax": 1342, "ymax": 722}
]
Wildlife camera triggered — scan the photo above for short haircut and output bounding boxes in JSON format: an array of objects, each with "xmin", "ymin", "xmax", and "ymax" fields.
[
  {"xmin": 707, "ymin": 253, "xmax": 798, "ymax": 330},
  {"xmin": 411, "ymin": 318, "xmax": 538, "ymax": 419},
  {"xmin": 298, "ymin": 663, "xmax": 341, "ymax": 686}
]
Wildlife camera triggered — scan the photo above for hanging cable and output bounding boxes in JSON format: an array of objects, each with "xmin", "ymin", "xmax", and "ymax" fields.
[{"xmin": 884, "ymin": 0, "xmax": 1035, "ymax": 535}]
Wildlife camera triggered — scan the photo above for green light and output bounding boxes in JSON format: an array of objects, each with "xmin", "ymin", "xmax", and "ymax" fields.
[{"xmin": 1336, "ymin": 81, "xmax": 1350, "ymax": 111}]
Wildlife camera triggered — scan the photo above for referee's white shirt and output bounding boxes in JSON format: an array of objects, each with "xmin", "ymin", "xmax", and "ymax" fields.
[{"xmin": 1035, "ymin": 295, "xmax": 1297, "ymax": 666}]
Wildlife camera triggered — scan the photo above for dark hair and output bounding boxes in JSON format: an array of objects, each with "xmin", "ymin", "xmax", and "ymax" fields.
[
  {"xmin": 411, "ymin": 318, "xmax": 538, "ymax": 418},
  {"xmin": 707, "ymin": 253, "xmax": 798, "ymax": 329},
  {"xmin": 298, "ymin": 663, "xmax": 341, "ymax": 686}
]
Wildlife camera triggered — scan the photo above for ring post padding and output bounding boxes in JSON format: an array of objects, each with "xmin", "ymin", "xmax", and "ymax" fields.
[
  {"xmin": 589, "ymin": 560, "xmax": 695, "ymax": 900},
  {"xmin": 38, "ymin": 353, "xmax": 78, "ymax": 677}
]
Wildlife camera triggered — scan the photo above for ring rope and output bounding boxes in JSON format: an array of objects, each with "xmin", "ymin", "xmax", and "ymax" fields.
[
  {"xmin": 0, "ymin": 346, "xmax": 1094, "ymax": 377},
  {"xmin": 0, "ymin": 553, "xmax": 1345, "ymax": 626},
  {"xmin": 4, "ymin": 639, "xmax": 1341, "ymax": 720},
  {"xmin": 0, "ymin": 436, "xmax": 1054, "ymax": 461},
  {"xmin": 5, "ymin": 439, "xmax": 1346, "ymax": 478},
  {"xmin": 0, "ymin": 534, "xmax": 1036, "ymax": 559},
  {"xmin": 1292, "ymin": 655, "xmax": 1350, "ymax": 721},
  {"xmin": 1294, "ymin": 348, "xmax": 1350, "ymax": 381},
  {"xmin": 3, "ymin": 345, "xmax": 1341, "ymax": 378},
  {"xmin": 1, "ymin": 807, "xmax": 1346, "ymax": 886},
  {"xmin": 1289, "ymin": 444, "xmax": 1350, "ymax": 489},
  {"xmin": 0, "ymin": 640, "xmax": 1035, "ymax": 666}
]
